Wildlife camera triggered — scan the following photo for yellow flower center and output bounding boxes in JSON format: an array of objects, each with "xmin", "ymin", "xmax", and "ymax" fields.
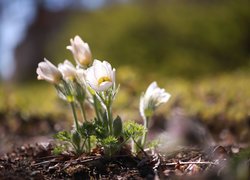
[{"xmin": 98, "ymin": 76, "xmax": 111, "ymax": 85}]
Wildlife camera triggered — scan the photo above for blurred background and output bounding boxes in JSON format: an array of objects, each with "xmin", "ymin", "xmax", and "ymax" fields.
[{"xmin": 0, "ymin": 0, "xmax": 250, "ymax": 153}]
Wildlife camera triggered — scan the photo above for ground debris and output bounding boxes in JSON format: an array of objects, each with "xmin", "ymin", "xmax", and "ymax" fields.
[{"xmin": 0, "ymin": 143, "xmax": 249, "ymax": 179}]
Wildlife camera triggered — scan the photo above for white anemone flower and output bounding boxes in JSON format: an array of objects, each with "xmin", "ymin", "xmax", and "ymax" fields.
[
  {"xmin": 66, "ymin": 35, "xmax": 92, "ymax": 67},
  {"xmin": 86, "ymin": 59, "xmax": 115, "ymax": 92},
  {"xmin": 36, "ymin": 58, "xmax": 62, "ymax": 84},
  {"xmin": 140, "ymin": 81, "xmax": 171, "ymax": 119},
  {"xmin": 58, "ymin": 60, "xmax": 76, "ymax": 81}
]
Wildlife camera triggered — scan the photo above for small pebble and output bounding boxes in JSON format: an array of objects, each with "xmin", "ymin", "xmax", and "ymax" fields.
[
  {"xmin": 31, "ymin": 170, "xmax": 40, "ymax": 176},
  {"xmin": 231, "ymin": 146, "xmax": 239, "ymax": 154}
]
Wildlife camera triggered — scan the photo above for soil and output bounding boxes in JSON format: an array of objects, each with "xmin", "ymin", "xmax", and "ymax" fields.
[
  {"xmin": 1, "ymin": 143, "xmax": 247, "ymax": 179},
  {"xmin": 0, "ymin": 112, "xmax": 249, "ymax": 179}
]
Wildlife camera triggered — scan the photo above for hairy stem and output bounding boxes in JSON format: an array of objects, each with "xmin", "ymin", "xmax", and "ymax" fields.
[
  {"xmin": 141, "ymin": 116, "xmax": 149, "ymax": 148},
  {"xmin": 70, "ymin": 102, "xmax": 79, "ymax": 131},
  {"xmin": 88, "ymin": 137, "xmax": 91, "ymax": 153},
  {"xmin": 93, "ymin": 96, "xmax": 101, "ymax": 121},
  {"xmin": 107, "ymin": 105, "xmax": 113, "ymax": 135},
  {"xmin": 79, "ymin": 102, "xmax": 87, "ymax": 122},
  {"xmin": 132, "ymin": 137, "xmax": 149, "ymax": 157}
]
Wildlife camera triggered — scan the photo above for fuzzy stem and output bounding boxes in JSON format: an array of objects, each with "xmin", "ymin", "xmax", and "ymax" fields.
[
  {"xmin": 93, "ymin": 96, "xmax": 101, "ymax": 121},
  {"xmin": 141, "ymin": 116, "xmax": 149, "ymax": 148},
  {"xmin": 79, "ymin": 102, "xmax": 87, "ymax": 122},
  {"xmin": 105, "ymin": 93, "xmax": 113, "ymax": 136},
  {"xmin": 81, "ymin": 138, "xmax": 87, "ymax": 152},
  {"xmin": 70, "ymin": 102, "xmax": 79, "ymax": 131},
  {"xmin": 88, "ymin": 137, "xmax": 91, "ymax": 153},
  {"xmin": 107, "ymin": 105, "xmax": 113, "ymax": 135},
  {"xmin": 132, "ymin": 137, "xmax": 149, "ymax": 157}
]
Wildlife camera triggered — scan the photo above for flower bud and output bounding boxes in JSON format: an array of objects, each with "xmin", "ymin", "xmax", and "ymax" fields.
[
  {"xmin": 67, "ymin": 35, "xmax": 92, "ymax": 67},
  {"xmin": 36, "ymin": 58, "xmax": 62, "ymax": 84},
  {"xmin": 58, "ymin": 60, "xmax": 76, "ymax": 81}
]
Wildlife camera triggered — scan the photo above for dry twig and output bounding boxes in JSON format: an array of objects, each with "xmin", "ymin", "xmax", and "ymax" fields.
[{"xmin": 165, "ymin": 160, "xmax": 218, "ymax": 166}]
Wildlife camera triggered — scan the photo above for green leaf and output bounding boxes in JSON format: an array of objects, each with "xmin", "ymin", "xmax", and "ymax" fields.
[
  {"xmin": 102, "ymin": 112, "xmax": 109, "ymax": 127},
  {"xmin": 93, "ymin": 117, "xmax": 109, "ymax": 139},
  {"xmin": 147, "ymin": 139, "xmax": 159, "ymax": 149},
  {"xmin": 102, "ymin": 136, "xmax": 118, "ymax": 147},
  {"xmin": 101, "ymin": 136, "xmax": 119, "ymax": 156},
  {"xmin": 52, "ymin": 145, "xmax": 65, "ymax": 155},
  {"xmin": 54, "ymin": 131, "xmax": 71, "ymax": 142},
  {"xmin": 123, "ymin": 121, "xmax": 145, "ymax": 139},
  {"xmin": 79, "ymin": 121, "xmax": 95, "ymax": 137},
  {"xmin": 113, "ymin": 116, "xmax": 123, "ymax": 137},
  {"xmin": 71, "ymin": 131, "xmax": 81, "ymax": 148}
]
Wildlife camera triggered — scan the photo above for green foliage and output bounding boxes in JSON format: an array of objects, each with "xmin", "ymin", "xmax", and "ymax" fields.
[
  {"xmin": 53, "ymin": 131, "xmax": 73, "ymax": 154},
  {"xmin": 113, "ymin": 116, "xmax": 123, "ymax": 137},
  {"xmin": 1, "ymin": 72, "xmax": 249, "ymax": 127},
  {"xmin": 147, "ymin": 140, "xmax": 160, "ymax": 149},
  {"xmin": 54, "ymin": 131, "xmax": 71, "ymax": 142},
  {"xmin": 52, "ymin": 145, "xmax": 65, "ymax": 155},
  {"xmin": 228, "ymin": 148, "xmax": 250, "ymax": 180},
  {"xmin": 93, "ymin": 113, "xmax": 109, "ymax": 139},
  {"xmin": 171, "ymin": 73, "xmax": 250, "ymax": 124},
  {"xmin": 0, "ymin": 83, "xmax": 66, "ymax": 118},
  {"xmin": 48, "ymin": 0, "xmax": 250, "ymax": 79},
  {"xmin": 124, "ymin": 121, "xmax": 146, "ymax": 153},
  {"xmin": 101, "ymin": 135, "xmax": 118, "ymax": 145},
  {"xmin": 101, "ymin": 136, "xmax": 119, "ymax": 156},
  {"xmin": 79, "ymin": 121, "xmax": 96, "ymax": 138},
  {"xmin": 123, "ymin": 121, "xmax": 145, "ymax": 140},
  {"xmin": 71, "ymin": 131, "xmax": 81, "ymax": 149},
  {"xmin": 54, "ymin": 130, "xmax": 85, "ymax": 155}
]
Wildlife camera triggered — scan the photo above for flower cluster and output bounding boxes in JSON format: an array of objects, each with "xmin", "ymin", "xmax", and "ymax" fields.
[{"xmin": 36, "ymin": 35, "xmax": 171, "ymax": 156}]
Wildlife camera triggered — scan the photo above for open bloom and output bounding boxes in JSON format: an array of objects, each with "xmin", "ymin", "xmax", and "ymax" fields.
[
  {"xmin": 86, "ymin": 59, "xmax": 115, "ymax": 92},
  {"xmin": 67, "ymin": 35, "xmax": 92, "ymax": 67},
  {"xmin": 36, "ymin": 58, "xmax": 62, "ymax": 84},
  {"xmin": 140, "ymin": 81, "xmax": 171, "ymax": 119},
  {"xmin": 58, "ymin": 60, "xmax": 77, "ymax": 81}
]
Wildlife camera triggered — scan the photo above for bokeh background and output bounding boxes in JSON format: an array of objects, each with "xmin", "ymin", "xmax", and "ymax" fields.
[{"xmin": 0, "ymin": 0, "xmax": 250, "ymax": 153}]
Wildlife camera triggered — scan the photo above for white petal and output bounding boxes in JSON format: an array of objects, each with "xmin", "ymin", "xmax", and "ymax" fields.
[
  {"xmin": 70, "ymin": 38, "xmax": 74, "ymax": 45},
  {"xmin": 112, "ymin": 68, "xmax": 116, "ymax": 82},
  {"xmin": 86, "ymin": 66, "xmax": 98, "ymax": 86},
  {"xmin": 83, "ymin": 42, "xmax": 91, "ymax": 52},
  {"xmin": 64, "ymin": 59, "xmax": 74, "ymax": 66},
  {"xmin": 74, "ymin": 35, "xmax": 83, "ymax": 44},
  {"xmin": 139, "ymin": 93, "xmax": 146, "ymax": 118},
  {"xmin": 92, "ymin": 59, "xmax": 101, "ymax": 66},
  {"xmin": 94, "ymin": 62, "xmax": 109, "ymax": 79},
  {"xmin": 103, "ymin": 61, "xmax": 112, "ymax": 73},
  {"xmin": 98, "ymin": 81, "xmax": 113, "ymax": 91},
  {"xmin": 39, "ymin": 63, "xmax": 51, "ymax": 77},
  {"xmin": 44, "ymin": 58, "xmax": 60, "ymax": 74},
  {"xmin": 66, "ymin": 45, "xmax": 73, "ymax": 51},
  {"xmin": 145, "ymin": 81, "xmax": 157, "ymax": 96},
  {"xmin": 36, "ymin": 68, "xmax": 45, "ymax": 79}
]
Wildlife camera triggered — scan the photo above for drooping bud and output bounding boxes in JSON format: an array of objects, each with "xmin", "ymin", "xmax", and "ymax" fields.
[
  {"xmin": 67, "ymin": 35, "xmax": 92, "ymax": 67},
  {"xmin": 36, "ymin": 58, "xmax": 62, "ymax": 84}
]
